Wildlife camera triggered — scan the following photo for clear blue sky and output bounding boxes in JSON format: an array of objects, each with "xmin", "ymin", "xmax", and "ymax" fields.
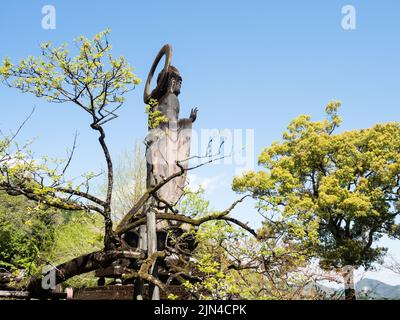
[{"xmin": 1, "ymin": 0, "xmax": 400, "ymax": 284}]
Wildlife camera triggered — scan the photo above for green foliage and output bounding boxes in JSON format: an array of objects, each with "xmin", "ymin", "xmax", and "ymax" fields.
[
  {"xmin": 0, "ymin": 29, "xmax": 136, "ymax": 289},
  {"xmin": 0, "ymin": 29, "xmax": 140, "ymax": 119},
  {"xmin": 0, "ymin": 191, "xmax": 56, "ymax": 274},
  {"xmin": 179, "ymin": 191, "xmax": 243, "ymax": 299},
  {"xmin": 145, "ymin": 98, "xmax": 168, "ymax": 129},
  {"xmin": 46, "ymin": 211, "xmax": 103, "ymax": 288},
  {"xmin": 0, "ymin": 135, "xmax": 98, "ymax": 212},
  {"xmin": 178, "ymin": 189, "xmax": 309, "ymax": 299},
  {"xmin": 233, "ymin": 101, "xmax": 400, "ymax": 270},
  {"xmin": 0, "ymin": 190, "xmax": 103, "ymax": 287},
  {"xmin": 178, "ymin": 187, "xmax": 210, "ymax": 218},
  {"xmin": 48, "ymin": 211, "xmax": 103, "ymax": 262}
]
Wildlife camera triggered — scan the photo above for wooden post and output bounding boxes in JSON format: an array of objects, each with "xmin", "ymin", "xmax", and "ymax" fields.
[
  {"xmin": 134, "ymin": 224, "xmax": 147, "ymax": 300},
  {"xmin": 147, "ymin": 209, "xmax": 160, "ymax": 300}
]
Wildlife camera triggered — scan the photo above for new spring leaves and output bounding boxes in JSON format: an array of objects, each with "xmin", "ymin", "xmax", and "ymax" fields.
[{"xmin": 0, "ymin": 30, "xmax": 140, "ymax": 124}]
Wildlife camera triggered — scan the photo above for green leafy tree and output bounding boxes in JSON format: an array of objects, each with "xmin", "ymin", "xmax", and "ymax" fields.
[
  {"xmin": 0, "ymin": 30, "xmax": 142, "ymax": 293},
  {"xmin": 0, "ymin": 191, "xmax": 56, "ymax": 275},
  {"xmin": 0, "ymin": 189, "xmax": 104, "ymax": 290},
  {"xmin": 46, "ymin": 211, "xmax": 103, "ymax": 288},
  {"xmin": 0, "ymin": 29, "xmax": 140, "ymax": 250},
  {"xmin": 233, "ymin": 102, "xmax": 400, "ymax": 300}
]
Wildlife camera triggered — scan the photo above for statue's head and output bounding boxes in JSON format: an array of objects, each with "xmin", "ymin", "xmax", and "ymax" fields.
[
  {"xmin": 144, "ymin": 45, "xmax": 182, "ymax": 104},
  {"xmin": 167, "ymin": 65, "xmax": 182, "ymax": 96},
  {"xmin": 152, "ymin": 65, "xmax": 182, "ymax": 100}
]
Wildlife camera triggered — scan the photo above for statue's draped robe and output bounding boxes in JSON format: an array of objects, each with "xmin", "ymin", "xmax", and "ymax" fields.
[{"xmin": 145, "ymin": 92, "xmax": 192, "ymax": 207}]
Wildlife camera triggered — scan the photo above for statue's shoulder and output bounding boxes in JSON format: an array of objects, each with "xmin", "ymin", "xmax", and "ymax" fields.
[
  {"xmin": 163, "ymin": 93, "xmax": 179, "ymax": 104},
  {"xmin": 159, "ymin": 93, "xmax": 179, "ymax": 111}
]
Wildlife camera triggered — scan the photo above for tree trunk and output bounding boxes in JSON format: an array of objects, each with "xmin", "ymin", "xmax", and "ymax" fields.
[
  {"xmin": 27, "ymin": 249, "xmax": 143, "ymax": 297},
  {"xmin": 342, "ymin": 265, "xmax": 356, "ymax": 300}
]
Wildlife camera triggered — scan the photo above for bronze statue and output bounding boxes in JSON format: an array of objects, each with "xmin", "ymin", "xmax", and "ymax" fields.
[
  {"xmin": 126, "ymin": 45, "xmax": 199, "ymax": 299},
  {"xmin": 66, "ymin": 45, "xmax": 199, "ymax": 300},
  {"xmin": 144, "ymin": 44, "xmax": 197, "ymax": 209}
]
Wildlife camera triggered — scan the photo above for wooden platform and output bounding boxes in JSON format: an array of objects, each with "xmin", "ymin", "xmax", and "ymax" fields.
[{"xmin": 73, "ymin": 285, "xmax": 134, "ymax": 300}]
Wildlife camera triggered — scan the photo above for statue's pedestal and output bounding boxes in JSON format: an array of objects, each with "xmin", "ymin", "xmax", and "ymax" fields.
[
  {"xmin": 71, "ymin": 283, "xmax": 194, "ymax": 300},
  {"xmin": 72, "ymin": 285, "xmax": 134, "ymax": 300}
]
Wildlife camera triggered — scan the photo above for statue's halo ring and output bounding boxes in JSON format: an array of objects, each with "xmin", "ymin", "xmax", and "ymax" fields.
[{"xmin": 143, "ymin": 44, "xmax": 172, "ymax": 103}]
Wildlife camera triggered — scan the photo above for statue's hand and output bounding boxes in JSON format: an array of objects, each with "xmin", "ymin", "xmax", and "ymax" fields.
[{"xmin": 190, "ymin": 107, "xmax": 198, "ymax": 123}]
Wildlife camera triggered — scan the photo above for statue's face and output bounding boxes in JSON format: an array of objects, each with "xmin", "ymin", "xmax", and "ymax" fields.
[{"xmin": 172, "ymin": 77, "xmax": 182, "ymax": 96}]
